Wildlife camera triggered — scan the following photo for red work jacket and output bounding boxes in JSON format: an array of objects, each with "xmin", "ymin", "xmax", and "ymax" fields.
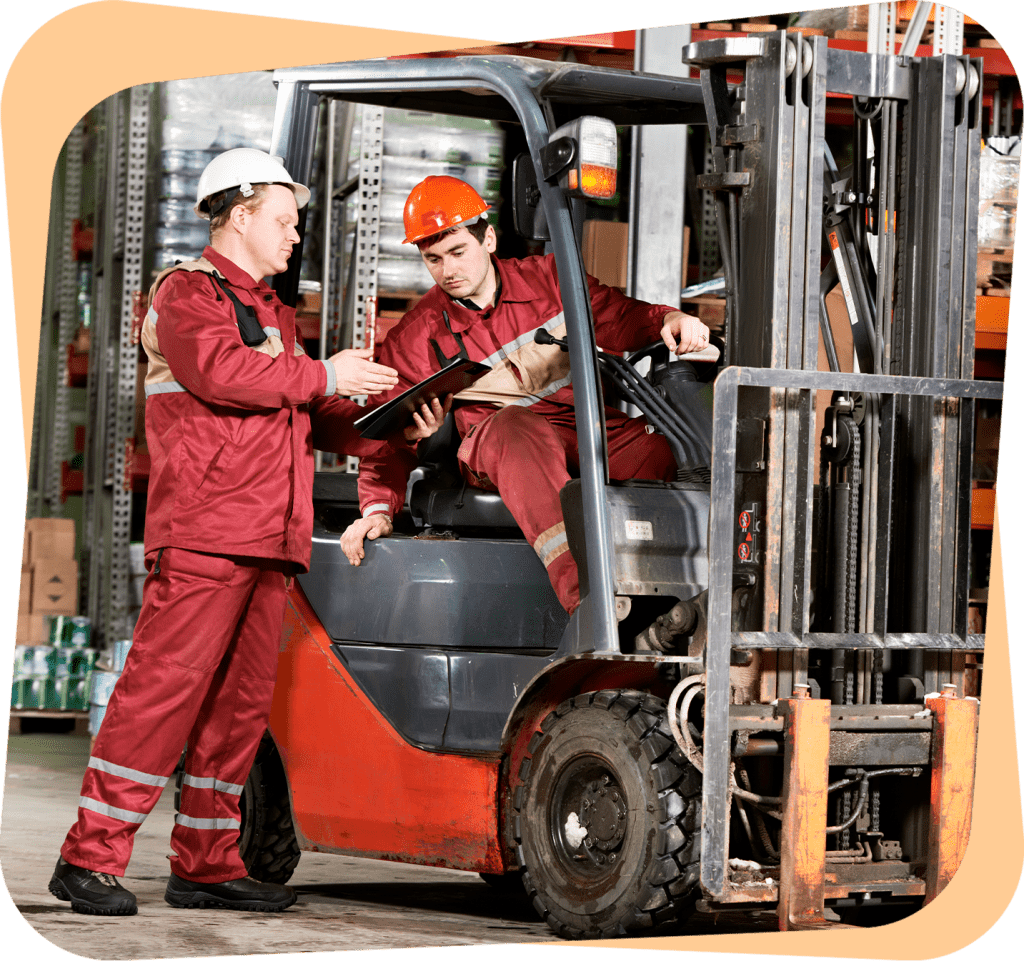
[
  {"xmin": 358, "ymin": 253, "xmax": 675, "ymax": 517},
  {"xmin": 143, "ymin": 246, "xmax": 384, "ymax": 570}
]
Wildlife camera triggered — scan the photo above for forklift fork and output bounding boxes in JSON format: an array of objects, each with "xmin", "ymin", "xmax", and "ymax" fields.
[
  {"xmin": 776, "ymin": 685, "xmax": 979, "ymax": 928},
  {"xmin": 924, "ymin": 687, "xmax": 980, "ymax": 903},
  {"xmin": 777, "ymin": 689, "xmax": 855, "ymax": 930}
]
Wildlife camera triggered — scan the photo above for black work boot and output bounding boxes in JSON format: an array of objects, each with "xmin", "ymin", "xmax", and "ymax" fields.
[
  {"xmin": 49, "ymin": 857, "xmax": 138, "ymax": 915},
  {"xmin": 164, "ymin": 873, "xmax": 297, "ymax": 911}
]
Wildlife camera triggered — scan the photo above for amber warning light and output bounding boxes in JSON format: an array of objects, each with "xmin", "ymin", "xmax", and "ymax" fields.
[{"xmin": 551, "ymin": 116, "xmax": 618, "ymax": 200}]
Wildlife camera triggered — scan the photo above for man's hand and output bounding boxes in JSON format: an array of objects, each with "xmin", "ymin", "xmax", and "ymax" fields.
[
  {"xmin": 328, "ymin": 348, "xmax": 400, "ymax": 396},
  {"xmin": 340, "ymin": 513, "xmax": 393, "ymax": 566},
  {"xmin": 660, "ymin": 311, "xmax": 711, "ymax": 355},
  {"xmin": 404, "ymin": 395, "xmax": 453, "ymax": 443}
]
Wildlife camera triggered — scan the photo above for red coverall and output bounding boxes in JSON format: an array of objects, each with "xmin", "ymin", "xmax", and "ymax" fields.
[
  {"xmin": 61, "ymin": 246, "xmax": 387, "ymax": 883},
  {"xmin": 358, "ymin": 253, "xmax": 678, "ymax": 612}
]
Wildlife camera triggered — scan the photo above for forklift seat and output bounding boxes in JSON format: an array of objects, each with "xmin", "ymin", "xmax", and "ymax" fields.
[{"xmin": 407, "ymin": 412, "xmax": 520, "ymax": 530}]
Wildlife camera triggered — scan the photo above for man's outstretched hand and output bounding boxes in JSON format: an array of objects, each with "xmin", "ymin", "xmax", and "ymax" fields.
[{"xmin": 328, "ymin": 348, "xmax": 400, "ymax": 396}]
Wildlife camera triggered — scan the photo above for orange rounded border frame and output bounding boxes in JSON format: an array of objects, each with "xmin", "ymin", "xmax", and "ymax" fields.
[{"xmin": 3, "ymin": 3, "xmax": 1021, "ymax": 958}]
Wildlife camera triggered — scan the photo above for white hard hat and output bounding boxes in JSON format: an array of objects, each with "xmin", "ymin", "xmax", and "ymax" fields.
[{"xmin": 194, "ymin": 147, "xmax": 310, "ymax": 220}]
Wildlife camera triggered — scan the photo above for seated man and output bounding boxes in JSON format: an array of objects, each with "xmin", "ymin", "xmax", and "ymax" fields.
[{"xmin": 340, "ymin": 176, "xmax": 709, "ymax": 614}]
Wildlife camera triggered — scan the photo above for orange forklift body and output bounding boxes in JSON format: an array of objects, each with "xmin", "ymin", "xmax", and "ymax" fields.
[{"xmin": 268, "ymin": 584, "xmax": 504, "ymax": 873}]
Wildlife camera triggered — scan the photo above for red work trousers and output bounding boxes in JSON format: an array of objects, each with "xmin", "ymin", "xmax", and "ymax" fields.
[
  {"xmin": 457, "ymin": 406, "xmax": 676, "ymax": 613},
  {"xmin": 61, "ymin": 548, "xmax": 288, "ymax": 883}
]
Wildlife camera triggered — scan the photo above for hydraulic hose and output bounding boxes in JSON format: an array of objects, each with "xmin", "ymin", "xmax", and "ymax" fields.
[
  {"xmin": 668, "ymin": 674, "xmax": 923, "ymax": 827},
  {"xmin": 825, "ymin": 767, "xmax": 921, "ymax": 834},
  {"xmin": 599, "ymin": 353, "xmax": 706, "ymax": 467}
]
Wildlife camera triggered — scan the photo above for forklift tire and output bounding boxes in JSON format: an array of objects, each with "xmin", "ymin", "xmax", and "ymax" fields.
[
  {"xmin": 237, "ymin": 737, "xmax": 301, "ymax": 885},
  {"xmin": 513, "ymin": 689, "xmax": 701, "ymax": 939}
]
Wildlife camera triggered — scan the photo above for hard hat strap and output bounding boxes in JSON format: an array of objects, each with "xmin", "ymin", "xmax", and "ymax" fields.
[{"xmin": 206, "ymin": 188, "xmax": 237, "ymax": 220}]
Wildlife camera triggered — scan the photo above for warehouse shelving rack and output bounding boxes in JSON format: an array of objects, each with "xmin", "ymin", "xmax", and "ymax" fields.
[{"xmin": 29, "ymin": 85, "xmax": 156, "ymax": 648}]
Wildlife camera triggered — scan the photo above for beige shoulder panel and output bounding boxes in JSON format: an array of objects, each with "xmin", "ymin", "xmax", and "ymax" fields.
[
  {"xmin": 147, "ymin": 256, "xmax": 221, "ymax": 309},
  {"xmin": 142, "ymin": 258, "xmax": 297, "ymax": 391}
]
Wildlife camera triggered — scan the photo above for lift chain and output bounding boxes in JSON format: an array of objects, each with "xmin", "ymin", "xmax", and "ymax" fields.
[{"xmin": 846, "ymin": 425, "xmax": 862, "ymax": 633}]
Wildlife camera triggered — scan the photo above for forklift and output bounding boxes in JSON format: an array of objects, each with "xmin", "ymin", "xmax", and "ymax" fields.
[{"xmin": 225, "ymin": 32, "xmax": 997, "ymax": 938}]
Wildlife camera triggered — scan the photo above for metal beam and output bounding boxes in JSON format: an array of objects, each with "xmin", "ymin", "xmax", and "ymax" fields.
[
  {"xmin": 46, "ymin": 120, "xmax": 85, "ymax": 514},
  {"xmin": 107, "ymin": 84, "xmax": 150, "ymax": 643},
  {"xmin": 627, "ymin": 24, "xmax": 691, "ymax": 306},
  {"xmin": 923, "ymin": 688, "xmax": 979, "ymax": 903}
]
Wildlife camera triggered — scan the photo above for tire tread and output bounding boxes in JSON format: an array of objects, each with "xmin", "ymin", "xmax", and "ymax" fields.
[{"xmin": 513, "ymin": 688, "xmax": 701, "ymax": 940}]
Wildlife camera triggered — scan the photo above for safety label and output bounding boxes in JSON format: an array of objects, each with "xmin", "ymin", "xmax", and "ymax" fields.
[{"xmin": 625, "ymin": 520, "xmax": 654, "ymax": 541}]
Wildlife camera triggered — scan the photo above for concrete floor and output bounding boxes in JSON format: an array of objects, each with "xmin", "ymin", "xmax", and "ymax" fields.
[{"xmin": 1, "ymin": 727, "xmax": 779, "ymax": 958}]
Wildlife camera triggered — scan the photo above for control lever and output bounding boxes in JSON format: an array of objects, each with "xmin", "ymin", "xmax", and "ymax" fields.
[
  {"xmin": 534, "ymin": 328, "xmax": 569, "ymax": 351},
  {"xmin": 535, "ymin": 325, "xmax": 718, "ymax": 363}
]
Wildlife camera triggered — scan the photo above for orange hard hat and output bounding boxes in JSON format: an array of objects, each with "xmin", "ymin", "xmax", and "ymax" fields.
[{"xmin": 402, "ymin": 176, "xmax": 490, "ymax": 245}]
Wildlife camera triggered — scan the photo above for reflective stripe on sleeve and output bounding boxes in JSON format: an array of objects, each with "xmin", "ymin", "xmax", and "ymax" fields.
[
  {"xmin": 88, "ymin": 756, "xmax": 169, "ymax": 788},
  {"xmin": 263, "ymin": 327, "xmax": 281, "ymax": 338},
  {"xmin": 479, "ymin": 312, "xmax": 566, "ymax": 368},
  {"xmin": 78, "ymin": 796, "xmax": 147, "ymax": 824},
  {"xmin": 362, "ymin": 504, "xmax": 390, "ymax": 518},
  {"xmin": 321, "ymin": 358, "xmax": 337, "ymax": 396},
  {"xmin": 145, "ymin": 381, "xmax": 188, "ymax": 397},
  {"xmin": 181, "ymin": 773, "xmax": 244, "ymax": 796},
  {"xmin": 147, "ymin": 307, "xmax": 158, "ymax": 326},
  {"xmin": 174, "ymin": 813, "xmax": 241, "ymax": 831}
]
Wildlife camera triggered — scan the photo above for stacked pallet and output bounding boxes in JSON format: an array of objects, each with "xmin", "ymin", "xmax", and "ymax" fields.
[{"xmin": 977, "ymin": 138, "xmax": 1019, "ymax": 292}]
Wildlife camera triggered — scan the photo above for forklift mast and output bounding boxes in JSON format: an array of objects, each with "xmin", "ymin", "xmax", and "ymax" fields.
[{"xmin": 684, "ymin": 32, "xmax": 999, "ymax": 917}]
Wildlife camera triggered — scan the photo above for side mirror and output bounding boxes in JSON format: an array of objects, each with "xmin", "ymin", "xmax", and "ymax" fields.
[{"xmin": 512, "ymin": 152, "xmax": 550, "ymax": 241}]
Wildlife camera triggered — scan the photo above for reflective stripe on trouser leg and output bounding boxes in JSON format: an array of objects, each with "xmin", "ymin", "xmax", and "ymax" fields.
[
  {"xmin": 458, "ymin": 406, "xmax": 676, "ymax": 613},
  {"xmin": 170, "ymin": 561, "xmax": 287, "ymax": 884},
  {"xmin": 61, "ymin": 549, "xmax": 267, "ymax": 876},
  {"xmin": 534, "ymin": 521, "xmax": 581, "ymax": 614}
]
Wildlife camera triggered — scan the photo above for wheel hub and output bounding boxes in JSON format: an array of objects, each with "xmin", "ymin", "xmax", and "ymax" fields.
[{"xmin": 580, "ymin": 774, "xmax": 627, "ymax": 856}]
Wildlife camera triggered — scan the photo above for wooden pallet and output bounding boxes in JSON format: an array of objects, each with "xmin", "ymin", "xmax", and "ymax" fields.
[{"xmin": 9, "ymin": 709, "xmax": 90, "ymax": 736}]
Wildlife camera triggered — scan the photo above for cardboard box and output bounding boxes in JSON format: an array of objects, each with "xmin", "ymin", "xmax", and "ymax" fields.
[
  {"xmin": 582, "ymin": 220, "xmax": 629, "ymax": 289},
  {"xmin": 19, "ymin": 569, "xmax": 32, "ymax": 616},
  {"xmin": 29, "ymin": 559, "xmax": 78, "ymax": 615},
  {"xmin": 24, "ymin": 518, "xmax": 76, "ymax": 566},
  {"xmin": 16, "ymin": 613, "xmax": 50, "ymax": 646}
]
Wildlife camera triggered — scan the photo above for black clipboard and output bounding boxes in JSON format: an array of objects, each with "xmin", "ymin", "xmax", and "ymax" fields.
[{"xmin": 354, "ymin": 359, "xmax": 491, "ymax": 440}]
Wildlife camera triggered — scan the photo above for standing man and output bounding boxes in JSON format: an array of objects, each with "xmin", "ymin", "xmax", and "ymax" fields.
[
  {"xmin": 341, "ymin": 176, "xmax": 710, "ymax": 614},
  {"xmin": 50, "ymin": 148, "xmax": 415, "ymax": 915}
]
